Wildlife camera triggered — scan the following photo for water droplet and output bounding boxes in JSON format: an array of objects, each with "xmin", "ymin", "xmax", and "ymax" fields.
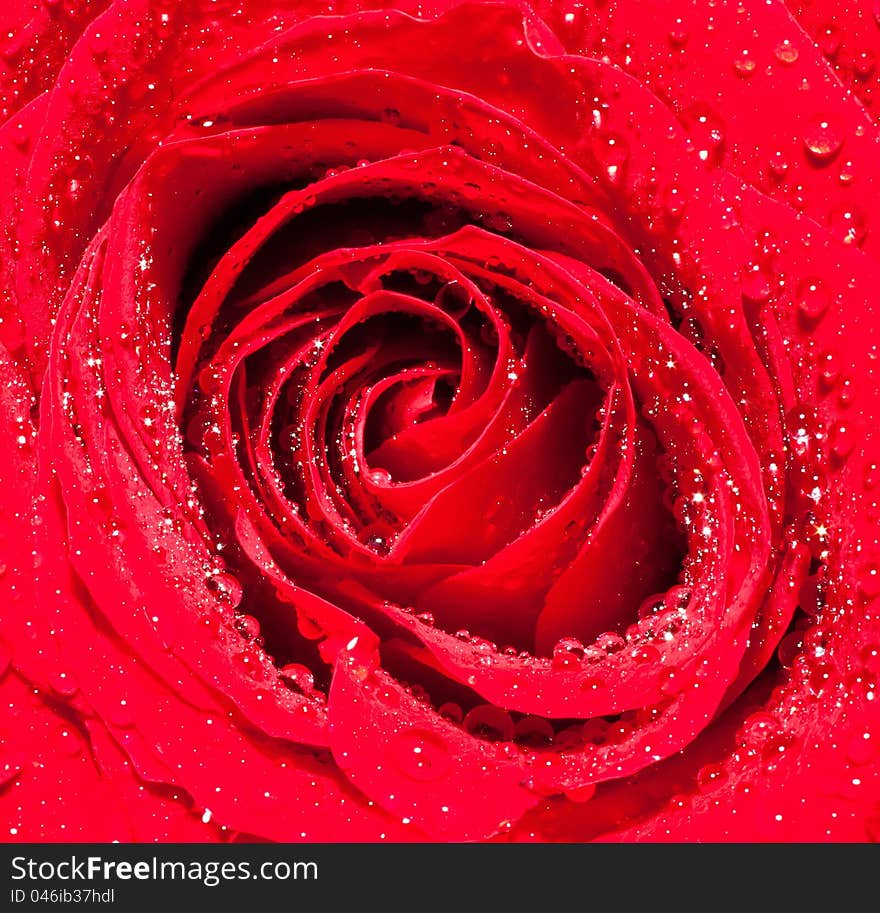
[
  {"xmin": 631, "ymin": 644, "xmax": 661, "ymax": 665},
  {"xmin": 234, "ymin": 648, "xmax": 269, "ymax": 681},
  {"xmin": 514, "ymin": 715, "xmax": 555, "ymax": 747},
  {"xmin": 776, "ymin": 631, "xmax": 803, "ymax": 668},
  {"xmin": 56, "ymin": 725, "xmax": 83, "ymax": 757},
  {"xmin": 739, "ymin": 711, "xmax": 777, "ymax": 749},
  {"xmin": 657, "ymin": 183, "xmax": 686, "ymax": 222},
  {"xmin": 658, "ymin": 665, "xmax": 684, "ymax": 694},
  {"xmin": 838, "ymin": 160, "xmax": 856, "ymax": 185},
  {"xmin": 552, "ymin": 636, "xmax": 585, "ymax": 669},
  {"xmin": 804, "ymin": 121, "xmax": 844, "ymax": 163},
  {"xmin": 596, "ymin": 132, "xmax": 629, "ymax": 185},
  {"xmin": 279, "ymin": 663, "xmax": 314, "ymax": 694},
  {"xmin": 734, "ymin": 54, "xmax": 757, "ymax": 77},
  {"xmin": 234, "ymin": 614, "xmax": 261, "ymax": 640},
  {"xmin": 854, "ymin": 50, "xmax": 876, "ymax": 80},
  {"xmin": 434, "ymin": 280, "xmax": 471, "ymax": 317},
  {"xmin": 796, "ymin": 277, "xmax": 831, "ymax": 322},
  {"xmin": 207, "ymin": 571, "xmax": 242, "ymax": 608},
  {"xmin": 830, "ymin": 421, "xmax": 856, "ymax": 461},
  {"xmin": 774, "ymin": 41, "xmax": 799, "ymax": 64},
  {"xmin": 768, "ymin": 151, "xmax": 789, "ymax": 181},
  {"xmin": 463, "ymin": 704, "xmax": 514, "ymax": 742},
  {"xmin": 578, "ymin": 718, "xmax": 607, "ymax": 745},
  {"xmin": 809, "ymin": 663, "xmax": 834, "ymax": 694},
  {"xmin": 828, "ymin": 204, "xmax": 867, "ymax": 246},
  {"xmin": 798, "ymin": 575, "xmax": 823, "ymax": 616},
  {"xmin": 197, "ymin": 365, "xmax": 222, "ymax": 396},
  {"xmin": 637, "ymin": 593, "xmax": 666, "ymax": 619},
  {"xmin": 742, "ymin": 265, "xmax": 772, "ymax": 306},
  {"xmin": 697, "ymin": 762, "xmax": 728, "ymax": 788},
  {"xmin": 818, "ymin": 352, "xmax": 841, "ymax": 390},
  {"xmin": 594, "ymin": 632, "xmax": 625, "ymax": 654},
  {"xmin": 365, "ymin": 467, "xmax": 393, "ymax": 485},
  {"xmin": 818, "ymin": 23, "xmax": 841, "ymax": 58},
  {"xmin": 438, "ymin": 701, "xmax": 463, "ymax": 723},
  {"xmin": 49, "ymin": 670, "xmax": 78, "ymax": 697},
  {"xmin": 681, "ymin": 104, "xmax": 726, "ymax": 167},
  {"xmin": 389, "ymin": 728, "xmax": 451, "ymax": 781},
  {"xmin": 669, "ymin": 22, "xmax": 688, "ymax": 47}
]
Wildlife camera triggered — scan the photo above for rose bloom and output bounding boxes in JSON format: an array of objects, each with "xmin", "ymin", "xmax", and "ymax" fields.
[{"xmin": 1, "ymin": 0, "xmax": 879, "ymax": 843}]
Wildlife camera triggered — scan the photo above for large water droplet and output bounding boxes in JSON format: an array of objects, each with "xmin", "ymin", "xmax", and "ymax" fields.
[
  {"xmin": 438, "ymin": 701, "xmax": 463, "ymax": 723},
  {"xmin": 774, "ymin": 41, "xmax": 799, "ymax": 64},
  {"xmin": 514, "ymin": 715, "xmax": 555, "ymax": 748},
  {"xmin": 234, "ymin": 648, "xmax": 268, "ymax": 681},
  {"xmin": 463, "ymin": 704, "xmax": 514, "ymax": 742},
  {"xmin": 234, "ymin": 614, "xmax": 261, "ymax": 640},
  {"xmin": 552, "ymin": 636, "xmax": 585, "ymax": 669},
  {"xmin": 207, "ymin": 571, "xmax": 242, "ymax": 608},
  {"xmin": 279, "ymin": 663, "xmax": 315, "ymax": 694},
  {"xmin": 804, "ymin": 121, "xmax": 844, "ymax": 163},
  {"xmin": 365, "ymin": 467, "xmax": 393, "ymax": 486}
]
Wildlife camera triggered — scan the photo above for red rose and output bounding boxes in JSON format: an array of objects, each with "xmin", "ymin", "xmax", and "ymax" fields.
[{"xmin": 2, "ymin": 0, "xmax": 879, "ymax": 842}]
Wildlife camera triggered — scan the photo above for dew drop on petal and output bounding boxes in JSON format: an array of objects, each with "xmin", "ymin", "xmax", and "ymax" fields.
[
  {"xmin": 552, "ymin": 636, "xmax": 585, "ymax": 669},
  {"xmin": 796, "ymin": 278, "xmax": 832, "ymax": 322},
  {"xmin": 774, "ymin": 41, "xmax": 799, "ymax": 64},
  {"xmin": 234, "ymin": 613, "xmax": 261, "ymax": 640},
  {"xmin": 462, "ymin": 704, "xmax": 515, "ymax": 742},
  {"xmin": 803, "ymin": 121, "xmax": 844, "ymax": 163},
  {"xmin": 768, "ymin": 151, "xmax": 789, "ymax": 181},
  {"xmin": 734, "ymin": 54, "xmax": 757, "ymax": 78},
  {"xmin": 279, "ymin": 663, "xmax": 315, "ymax": 694},
  {"xmin": 828, "ymin": 204, "xmax": 867, "ymax": 246},
  {"xmin": 207, "ymin": 571, "xmax": 243, "ymax": 609},
  {"xmin": 854, "ymin": 50, "xmax": 876, "ymax": 79}
]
